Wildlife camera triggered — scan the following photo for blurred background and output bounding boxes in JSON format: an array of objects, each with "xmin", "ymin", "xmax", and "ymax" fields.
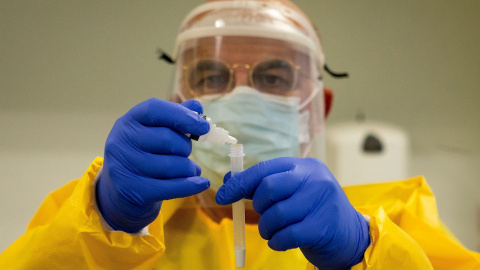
[{"xmin": 1, "ymin": 0, "xmax": 479, "ymax": 252}]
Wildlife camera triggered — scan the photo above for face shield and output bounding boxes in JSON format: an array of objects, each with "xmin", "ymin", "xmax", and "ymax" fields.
[{"xmin": 170, "ymin": 1, "xmax": 326, "ymax": 191}]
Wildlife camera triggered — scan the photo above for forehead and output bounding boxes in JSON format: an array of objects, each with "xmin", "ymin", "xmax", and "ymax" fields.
[{"xmin": 179, "ymin": 36, "xmax": 310, "ymax": 65}]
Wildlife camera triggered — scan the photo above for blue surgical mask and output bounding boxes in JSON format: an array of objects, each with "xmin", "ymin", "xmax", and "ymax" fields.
[{"xmin": 191, "ymin": 86, "xmax": 308, "ymax": 191}]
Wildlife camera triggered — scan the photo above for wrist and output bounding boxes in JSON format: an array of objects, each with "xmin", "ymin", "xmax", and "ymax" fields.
[
  {"xmin": 95, "ymin": 173, "xmax": 159, "ymax": 233},
  {"xmin": 93, "ymin": 171, "xmax": 150, "ymax": 235},
  {"xmin": 345, "ymin": 211, "xmax": 370, "ymax": 267},
  {"xmin": 305, "ymin": 210, "xmax": 370, "ymax": 269}
]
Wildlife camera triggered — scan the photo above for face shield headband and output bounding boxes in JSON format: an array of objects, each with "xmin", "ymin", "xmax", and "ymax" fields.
[
  {"xmin": 172, "ymin": 1, "xmax": 325, "ymax": 69},
  {"xmin": 158, "ymin": 1, "xmax": 349, "ymax": 79}
]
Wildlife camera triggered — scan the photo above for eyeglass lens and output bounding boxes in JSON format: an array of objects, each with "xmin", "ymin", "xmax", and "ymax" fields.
[{"xmin": 187, "ymin": 59, "xmax": 296, "ymax": 96}]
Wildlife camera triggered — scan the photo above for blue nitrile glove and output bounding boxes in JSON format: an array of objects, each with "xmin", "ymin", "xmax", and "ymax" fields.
[
  {"xmin": 96, "ymin": 98, "xmax": 211, "ymax": 233},
  {"xmin": 216, "ymin": 157, "xmax": 370, "ymax": 270}
]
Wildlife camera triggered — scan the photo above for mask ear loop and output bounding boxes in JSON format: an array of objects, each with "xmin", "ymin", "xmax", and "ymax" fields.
[
  {"xmin": 304, "ymin": 62, "xmax": 349, "ymax": 109},
  {"xmin": 299, "ymin": 85, "xmax": 320, "ymax": 110}
]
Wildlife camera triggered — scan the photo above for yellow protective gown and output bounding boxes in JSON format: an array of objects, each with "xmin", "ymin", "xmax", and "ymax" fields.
[{"xmin": 1, "ymin": 157, "xmax": 479, "ymax": 269}]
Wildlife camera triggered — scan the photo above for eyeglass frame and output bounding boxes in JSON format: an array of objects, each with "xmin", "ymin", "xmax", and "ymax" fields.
[{"xmin": 181, "ymin": 58, "xmax": 301, "ymax": 99}]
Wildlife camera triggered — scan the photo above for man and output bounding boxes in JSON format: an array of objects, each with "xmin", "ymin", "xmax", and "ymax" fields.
[{"xmin": 1, "ymin": 0, "xmax": 479, "ymax": 269}]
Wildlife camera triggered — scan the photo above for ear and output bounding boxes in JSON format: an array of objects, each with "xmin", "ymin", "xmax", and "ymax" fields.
[{"xmin": 324, "ymin": 87, "xmax": 333, "ymax": 118}]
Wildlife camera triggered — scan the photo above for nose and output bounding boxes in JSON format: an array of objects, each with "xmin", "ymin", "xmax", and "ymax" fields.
[{"xmin": 231, "ymin": 64, "xmax": 250, "ymax": 88}]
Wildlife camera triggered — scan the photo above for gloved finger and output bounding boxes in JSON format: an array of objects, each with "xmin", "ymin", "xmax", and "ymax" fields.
[
  {"xmin": 181, "ymin": 99, "xmax": 203, "ymax": 114},
  {"xmin": 257, "ymin": 191, "xmax": 313, "ymax": 240},
  {"xmin": 132, "ymin": 175, "xmax": 211, "ymax": 203},
  {"xmin": 252, "ymin": 170, "xmax": 301, "ymax": 214},
  {"xmin": 125, "ymin": 153, "xmax": 202, "ymax": 179},
  {"xmin": 267, "ymin": 221, "xmax": 315, "ymax": 252},
  {"xmin": 132, "ymin": 124, "xmax": 192, "ymax": 156},
  {"xmin": 223, "ymin": 171, "xmax": 232, "ymax": 183},
  {"xmin": 216, "ymin": 157, "xmax": 296, "ymax": 205},
  {"xmin": 128, "ymin": 98, "xmax": 210, "ymax": 136}
]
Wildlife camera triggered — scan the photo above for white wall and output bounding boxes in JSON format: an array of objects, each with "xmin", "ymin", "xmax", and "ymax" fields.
[{"xmin": 1, "ymin": 0, "xmax": 479, "ymax": 252}]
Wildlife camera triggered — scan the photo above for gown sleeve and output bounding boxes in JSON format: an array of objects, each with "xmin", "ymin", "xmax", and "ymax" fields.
[
  {"xmin": 306, "ymin": 176, "xmax": 480, "ymax": 270},
  {"xmin": 347, "ymin": 176, "xmax": 480, "ymax": 269},
  {"xmin": 0, "ymin": 157, "xmax": 166, "ymax": 270}
]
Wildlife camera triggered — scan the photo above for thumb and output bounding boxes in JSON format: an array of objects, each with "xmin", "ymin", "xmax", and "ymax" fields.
[{"xmin": 181, "ymin": 99, "xmax": 203, "ymax": 114}]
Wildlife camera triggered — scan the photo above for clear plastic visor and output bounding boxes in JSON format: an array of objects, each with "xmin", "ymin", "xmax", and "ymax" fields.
[
  {"xmin": 173, "ymin": 36, "xmax": 320, "ymax": 108},
  {"xmin": 171, "ymin": 36, "xmax": 325, "ymax": 157}
]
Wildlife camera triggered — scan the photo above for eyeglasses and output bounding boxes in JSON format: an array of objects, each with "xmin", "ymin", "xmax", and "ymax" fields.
[{"xmin": 183, "ymin": 59, "xmax": 300, "ymax": 97}]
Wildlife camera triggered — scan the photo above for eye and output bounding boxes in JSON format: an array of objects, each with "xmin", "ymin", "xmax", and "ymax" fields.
[
  {"xmin": 188, "ymin": 60, "xmax": 230, "ymax": 94},
  {"xmin": 194, "ymin": 71, "xmax": 228, "ymax": 90},
  {"xmin": 252, "ymin": 60, "xmax": 296, "ymax": 94},
  {"xmin": 254, "ymin": 72, "xmax": 290, "ymax": 89}
]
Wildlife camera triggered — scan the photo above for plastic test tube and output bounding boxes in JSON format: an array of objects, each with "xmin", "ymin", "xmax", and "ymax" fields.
[{"xmin": 229, "ymin": 144, "xmax": 246, "ymax": 268}]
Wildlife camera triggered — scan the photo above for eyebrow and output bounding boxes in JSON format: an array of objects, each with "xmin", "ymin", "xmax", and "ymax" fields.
[
  {"xmin": 256, "ymin": 59, "xmax": 291, "ymax": 70},
  {"xmin": 195, "ymin": 60, "xmax": 226, "ymax": 71}
]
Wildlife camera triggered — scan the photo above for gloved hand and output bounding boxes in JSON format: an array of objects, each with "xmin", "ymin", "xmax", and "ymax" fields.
[
  {"xmin": 96, "ymin": 98, "xmax": 211, "ymax": 233},
  {"xmin": 216, "ymin": 157, "xmax": 370, "ymax": 270}
]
